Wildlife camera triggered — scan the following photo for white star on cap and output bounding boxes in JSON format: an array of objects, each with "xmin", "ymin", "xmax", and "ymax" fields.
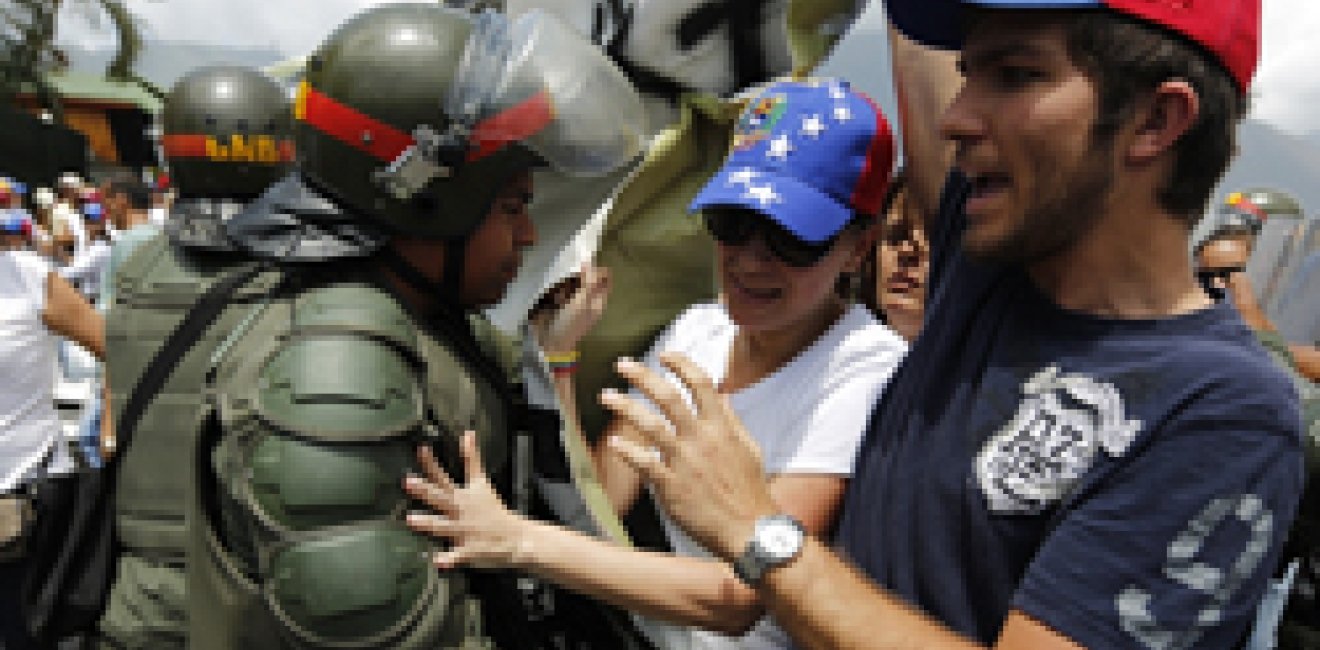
[
  {"xmin": 800, "ymin": 114, "xmax": 827, "ymax": 138},
  {"xmin": 767, "ymin": 133, "xmax": 794, "ymax": 160},
  {"xmin": 833, "ymin": 105, "xmax": 852, "ymax": 123},
  {"xmin": 829, "ymin": 85, "xmax": 848, "ymax": 100},
  {"xmin": 725, "ymin": 168, "xmax": 761, "ymax": 186},
  {"xmin": 743, "ymin": 184, "xmax": 782, "ymax": 206}
]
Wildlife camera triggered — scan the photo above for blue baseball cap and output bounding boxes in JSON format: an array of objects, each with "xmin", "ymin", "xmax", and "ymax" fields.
[
  {"xmin": 688, "ymin": 79, "xmax": 895, "ymax": 244},
  {"xmin": 885, "ymin": 0, "xmax": 1260, "ymax": 93},
  {"xmin": 0, "ymin": 214, "xmax": 28, "ymax": 235}
]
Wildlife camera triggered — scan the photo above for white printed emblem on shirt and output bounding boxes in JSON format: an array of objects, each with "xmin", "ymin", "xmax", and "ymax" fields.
[{"xmin": 975, "ymin": 365, "xmax": 1143, "ymax": 514}]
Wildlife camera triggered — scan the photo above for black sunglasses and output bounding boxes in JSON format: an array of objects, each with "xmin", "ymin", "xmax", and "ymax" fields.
[
  {"xmin": 1195, "ymin": 265, "xmax": 1246, "ymax": 284},
  {"xmin": 703, "ymin": 209, "xmax": 837, "ymax": 268}
]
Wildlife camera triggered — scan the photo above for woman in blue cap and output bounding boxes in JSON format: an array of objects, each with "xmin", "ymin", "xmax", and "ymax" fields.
[{"xmin": 405, "ymin": 79, "xmax": 906, "ymax": 650}]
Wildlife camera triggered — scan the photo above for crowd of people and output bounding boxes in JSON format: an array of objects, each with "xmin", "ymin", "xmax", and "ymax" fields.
[{"xmin": 1, "ymin": 0, "xmax": 1317, "ymax": 649}]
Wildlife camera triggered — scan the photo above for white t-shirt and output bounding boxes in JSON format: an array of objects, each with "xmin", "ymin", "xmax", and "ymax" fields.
[
  {"xmin": 633, "ymin": 302, "xmax": 907, "ymax": 650},
  {"xmin": 59, "ymin": 237, "xmax": 112, "ymax": 303},
  {"xmin": 0, "ymin": 251, "xmax": 74, "ymax": 492}
]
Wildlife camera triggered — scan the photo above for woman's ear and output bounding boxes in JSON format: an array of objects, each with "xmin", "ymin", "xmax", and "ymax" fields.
[{"xmin": 1127, "ymin": 80, "xmax": 1200, "ymax": 164}]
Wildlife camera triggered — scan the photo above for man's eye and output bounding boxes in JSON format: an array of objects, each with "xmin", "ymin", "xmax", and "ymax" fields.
[{"xmin": 996, "ymin": 66, "xmax": 1042, "ymax": 87}]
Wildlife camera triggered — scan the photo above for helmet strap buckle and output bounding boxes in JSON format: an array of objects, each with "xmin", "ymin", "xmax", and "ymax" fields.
[{"xmin": 373, "ymin": 123, "xmax": 470, "ymax": 201}]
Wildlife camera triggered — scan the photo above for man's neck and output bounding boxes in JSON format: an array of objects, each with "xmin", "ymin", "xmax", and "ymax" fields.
[{"xmin": 1027, "ymin": 201, "xmax": 1211, "ymax": 319}]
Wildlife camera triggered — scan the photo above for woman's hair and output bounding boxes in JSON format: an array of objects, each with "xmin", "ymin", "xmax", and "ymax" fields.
[{"xmin": 855, "ymin": 169, "xmax": 908, "ymax": 314}]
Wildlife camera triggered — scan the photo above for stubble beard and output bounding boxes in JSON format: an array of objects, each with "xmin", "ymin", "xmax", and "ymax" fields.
[{"xmin": 966, "ymin": 135, "xmax": 1115, "ymax": 266}]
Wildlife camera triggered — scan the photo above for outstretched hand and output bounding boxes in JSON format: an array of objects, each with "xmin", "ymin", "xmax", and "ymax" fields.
[
  {"xmin": 600, "ymin": 353, "xmax": 778, "ymax": 560},
  {"xmin": 405, "ymin": 431, "xmax": 534, "ymax": 570},
  {"xmin": 530, "ymin": 265, "xmax": 612, "ymax": 355}
]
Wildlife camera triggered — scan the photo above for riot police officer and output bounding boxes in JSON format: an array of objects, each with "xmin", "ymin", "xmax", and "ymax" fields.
[
  {"xmin": 95, "ymin": 64, "xmax": 294, "ymax": 648},
  {"xmin": 104, "ymin": 4, "xmax": 648, "ymax": 649}
]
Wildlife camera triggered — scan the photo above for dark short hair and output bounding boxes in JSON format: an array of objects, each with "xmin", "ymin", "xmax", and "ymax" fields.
[
  {"xmin": 106, "ymin": 180, "xmax": 151, "ymax": 211},
  {"xmin": 1063, "ymin": 10, "xmax": 1247, "ymax": 226}
]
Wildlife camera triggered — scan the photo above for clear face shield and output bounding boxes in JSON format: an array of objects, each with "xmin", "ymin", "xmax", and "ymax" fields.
[{"xmin": 375, "ymin": 9, "xmax": 648, "ymax": 201}]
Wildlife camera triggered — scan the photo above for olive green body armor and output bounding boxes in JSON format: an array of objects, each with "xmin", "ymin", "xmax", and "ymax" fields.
[
  {"xmin": 100, "ymin": 226, "xmax": 277, "ymax": 648},
  {"xmin": 103, "ymin": 231, "xmax": 518, "ymax": 648},
  {"xmin": 189, "ymin": 277, "xmax": 512, "ymax": 649}
]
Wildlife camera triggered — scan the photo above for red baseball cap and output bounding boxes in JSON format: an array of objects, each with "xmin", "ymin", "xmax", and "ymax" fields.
[{"xmin": 885, "ymin": 0, "xmax": 1260, "ymax": 94}]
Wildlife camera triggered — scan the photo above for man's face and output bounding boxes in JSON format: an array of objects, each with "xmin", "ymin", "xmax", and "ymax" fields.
[
  {"xmin": 102, "ymin": 191, "xmax": 128, "ymax": 229},
  {"xmin": 460, "ymin": 171, "xmax": 537, "ymax": 307},
  {"xmin": 1195, "ymin": 235, "xmax": 1253, "ymax": 292},
  {"xmin": 940, "ymin": 13, "xmax": 1115, "ymax": 264}
]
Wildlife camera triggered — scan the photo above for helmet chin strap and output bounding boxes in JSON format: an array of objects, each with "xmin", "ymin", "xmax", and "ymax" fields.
[{"xmin": 380, "ymin": 236, "xmax": 469, "ymax": 309}]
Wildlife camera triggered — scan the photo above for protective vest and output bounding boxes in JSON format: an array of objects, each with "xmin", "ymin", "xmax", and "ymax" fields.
[
  {"xmin": 99, "ymin": 200, "xmax": 272, "ymax": 648},
  {"xmin": 187, "ymin": 273, "xmax": 514, "ymax": 649}
]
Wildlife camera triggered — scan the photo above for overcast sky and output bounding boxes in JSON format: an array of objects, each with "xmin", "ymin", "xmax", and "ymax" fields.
[{"xmin": 56, "ymin": 0, "xmax": 1320, "ymax": 135}]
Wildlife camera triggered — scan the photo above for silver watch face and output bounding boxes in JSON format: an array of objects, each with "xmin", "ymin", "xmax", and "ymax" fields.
[{"xmin": 757, "ymin": 517, "xmax": 805, "ymax": 559}]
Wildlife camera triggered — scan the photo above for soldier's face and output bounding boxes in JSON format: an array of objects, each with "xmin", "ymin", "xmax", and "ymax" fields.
[{"xmin": 461, "ymin": 171, "xmax": 537, "ymax": 307}]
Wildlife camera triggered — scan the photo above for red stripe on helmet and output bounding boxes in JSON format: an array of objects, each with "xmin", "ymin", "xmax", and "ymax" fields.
[
  {"xmin": 299, "ymin": 85, "xmax": 415, "ymax": 162},
  {"xmin": 467, "ymin": 91, "xmax": 554, "ymax": 162},
  {"xmin": 300, "ymin": 84, "xmax": 554, "ymax": 165},
  {"xmin": 161, "ymin": 134, "xmax": 211, "ymax": 159}
]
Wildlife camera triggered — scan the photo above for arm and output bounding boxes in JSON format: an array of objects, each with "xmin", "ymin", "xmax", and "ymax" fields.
[
  {"xmin": 604, "ymin": 353, "xmax": 1296, "ymax": 650},
  {"xmin": 1286, "ymin": 344, "xmax": 1320, "ymax": 383},
  {"xmin": 887, "ymin": 22, "xmax": 961, "ymax": 223},
  {"xmin": 41, "ymin": 270, "xmax": 105, "ymax": 360},
  {"xmin": 406, "ymin": 431, "xmax": 850, "ymax": 635}
]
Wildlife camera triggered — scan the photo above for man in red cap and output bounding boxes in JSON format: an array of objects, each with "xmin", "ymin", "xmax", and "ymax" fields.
[{"xmin": 546, "ymin": 1, "xmax": 1308, "ymax": 649}]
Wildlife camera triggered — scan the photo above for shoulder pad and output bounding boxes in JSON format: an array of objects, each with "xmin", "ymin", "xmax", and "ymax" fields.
[{"xmin": 251, "ymin": 284, "xmax": 426, "ymax": 442}]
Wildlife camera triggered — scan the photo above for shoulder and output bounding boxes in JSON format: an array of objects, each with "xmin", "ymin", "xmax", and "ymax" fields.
[
  {"xmin": 818, "ymin": 305, "xmax": 908, "ymax": 379},
  {"xmin": 654, "ymin": 302, "xmax": 734, "ymax": 349},
  {"xmin": 7, "ymin": 250, "xmax": 51, "ymax": 286},
  {"xmin": 1146, "ymin": 308, "xmax": 1302, "ymax": 443}
]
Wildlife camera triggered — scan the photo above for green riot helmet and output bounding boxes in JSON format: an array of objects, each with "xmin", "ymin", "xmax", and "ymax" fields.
[
  {"xmin": 1211, "ymin": 188, "xmax": 1305, "ymax": 238},
  {"xmin": 162, "ymin": 66, "xmax": 294, "ymax": 199},
  {"xmin": 1225, "ymin": 188, "xmax": 1304, "ymax": 221},
  {"xmin": 294, "ymin": 3, "xmax": 648, "ymax": 239}
]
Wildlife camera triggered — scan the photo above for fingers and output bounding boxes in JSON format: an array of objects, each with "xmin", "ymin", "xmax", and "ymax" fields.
[
  {"xmin": 416, "ymin": 444, "xmax": 455, "ymax": 492},
  {"xmin": 460, "ymin": 430, "xmax": 487, "ymax": 484},
  {"xmin": 405, "ymin": 472, "xmax": 455, "ymax": 514},
  {"xmin": 613, "ymin": 357, "xmax": 699, "ymax": 435},
  {"xmin": 406, "ymin": 511, "xmax": 454, "ymax": 539},
  {"xmin": 598, "ymin": 385, "xmax": 680, "ymax": 459},
  {"xmin": 607, "ymin": 435, "xmax": 673, "ymax": 486},
  {"xmin": 657, "ymin": 352, "xmax": 720, "ymax": 419}
]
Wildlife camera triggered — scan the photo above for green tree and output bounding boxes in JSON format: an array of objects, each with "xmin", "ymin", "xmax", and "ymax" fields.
[{"xmin": 0, "ymin": 0, "xmax": 160, "ymax": 120}]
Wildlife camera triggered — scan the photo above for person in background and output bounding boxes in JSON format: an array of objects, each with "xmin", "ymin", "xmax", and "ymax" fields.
[
  {"xmin": 0, "ymin": 237, "xmax": 104, "ymax": 650},
  {"xmin": 861, "ymin": 170, "xmax": 930, "ymax": 342},
  {"xmin": 1193, "ymin": 194, "xmax": 1320, "ymax": 650},
  {"xmin": 59, "ymin": 201, "xmax": 112, "ymax": 303}
]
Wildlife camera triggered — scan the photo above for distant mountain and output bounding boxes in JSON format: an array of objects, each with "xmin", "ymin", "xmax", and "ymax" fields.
[
  {"xmin": 62, "ymin": 40, "xmax": 285, "ymax": 90},
  {"xmin": 1219, "ymin": 119, "xmax": 1320, "ymax": 217}
]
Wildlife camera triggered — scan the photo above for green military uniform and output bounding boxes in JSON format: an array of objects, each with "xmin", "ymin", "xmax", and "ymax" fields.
[
  {"xmin": 100, "ymin": 66, "xmax": 292, "ymax": 649},
  {"xmin": 1254, "ymin": 330, "xmax": 1320, "ymax": 650},
  {"xmin": 108, "ymin": 5, "xmax": 652, "ymax": 649}
]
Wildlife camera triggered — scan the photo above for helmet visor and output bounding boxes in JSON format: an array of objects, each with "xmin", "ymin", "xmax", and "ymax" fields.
[{"xmin": 447, "ymin": 10, "xmax": 648, "ymax": 176}]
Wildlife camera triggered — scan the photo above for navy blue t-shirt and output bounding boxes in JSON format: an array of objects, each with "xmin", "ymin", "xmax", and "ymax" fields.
[{"xmin": 834, "ymin": 176, "xmax": 1306, "ymax": 648}]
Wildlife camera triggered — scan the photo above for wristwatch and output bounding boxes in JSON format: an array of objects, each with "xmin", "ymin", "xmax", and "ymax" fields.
[{"xmin": 732, "ymin": 514, "xmax": 806, "ymax": 586}]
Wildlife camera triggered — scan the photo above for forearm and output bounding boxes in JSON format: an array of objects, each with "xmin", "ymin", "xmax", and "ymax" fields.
[
  {"xmin": 759, "ymin": 539, "xmax": 982, "ymax": 650},
  {"xmin": 1287, "ymin": 343, "xmax": 1320, "ymax": 382},
  {"xmin": 887, "ymin": 23, "xmax": 961, "ymax": 221},
  {"xmin": 519, "ymin": 520, "xmax": 764, "ymax": 634}
]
